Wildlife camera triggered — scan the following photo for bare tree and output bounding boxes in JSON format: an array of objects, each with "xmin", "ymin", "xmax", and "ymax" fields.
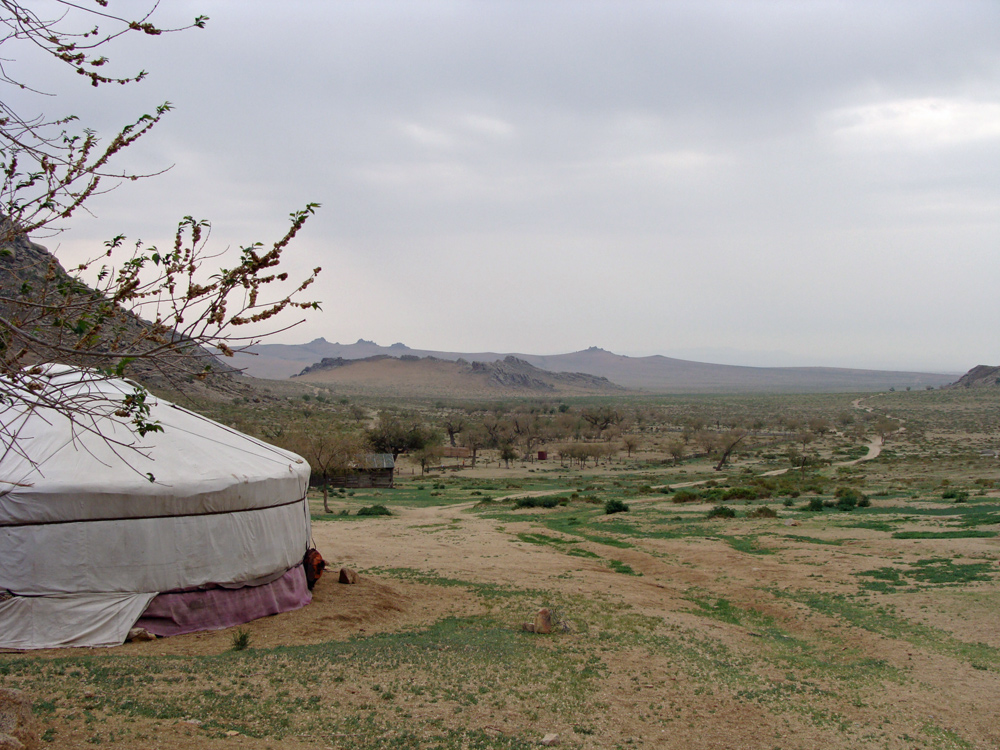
[
  {"xmin": 694, "ymin": 429, "xmax": 719, "ymax": 457},
  {"xmin": 0, "ymin": 3, "xmax": 209, "ymax": 245},
  {"xmin": 0, "ymin": 3, "xmax": 320, "ymax": 459},
  {"xmin": 441, "ymin": 415, "xmax": 466, "ymax": 447},
  {"xmin": 714, "ymin": 429, "xmax": 748, "ymax": 471},
  {"xmin": 286, "ymin": 428, "xmax": 369, "ymax": 513},
  {"xmin": 581, "ymin": 406, "xmax": 621, "ymax": 434},
  {"xmin": 412, "ymin": 444, "xmax": 444, "ymax": 475},
  {"xmin": 622, "ymin": 434, "xmax": 641, "ymax": 458},
  {"xmin": 874, "ymin": 416, "xmax": 901, "ymax": 445},
  {"xmin": 665, "ymin": 438, "xmax": 686, "ymax": 465},
  {"xmin": 460, "ymin": 424, "xmax": 487, "ymax": 466},
  {"xmin": 2, "ymin": 209, "xmax": 320, "ymax": 458}
]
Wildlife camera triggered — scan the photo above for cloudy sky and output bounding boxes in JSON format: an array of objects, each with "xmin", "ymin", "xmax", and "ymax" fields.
[{"xmin": 12, "ymin": 1, "xmax": 1000, "ymax": 372}]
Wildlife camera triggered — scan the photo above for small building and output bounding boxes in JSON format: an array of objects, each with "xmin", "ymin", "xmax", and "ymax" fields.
[{"xmin": 329, "ymin": 453, "xmax": 395, "ymax": 488}]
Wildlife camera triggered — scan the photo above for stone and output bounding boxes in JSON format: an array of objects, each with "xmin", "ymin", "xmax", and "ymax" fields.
[
  {"xmin": 127, "ymin": 627, "xmax": 157, "ymax": 642},
  {"xmin": 541, "ymin": 733, "xmax": 560, "ymax": 746},
  {"xmin": 0, "ymin": 689, "xmax": 39, "ymax": 750},
  {"xmin": 533, "ymin": 608, "xmax": 553, "ymax": 635},
  {"xmin": 338, "ymin": 567, "xmax": 359, "ymax": 584}
]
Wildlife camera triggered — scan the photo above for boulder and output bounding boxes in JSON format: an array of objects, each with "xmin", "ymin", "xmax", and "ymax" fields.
[
  {"xmin": 0, "ymin": 689, "xmax": 39, "ymax": 750},
  {"xmin": 541, "ymin": 733, "xmax": 560, "ymax": 746},
  {"xmin": 338, "ymin": 567, "xmax": 359, "ymax": 584},
  {"xmin": 533, "ymin": 608, "xmax": 553, "ymax": 634},
  {"xmin": 127, "ymin": 627, "xmax": 157, "ymax": 642}
]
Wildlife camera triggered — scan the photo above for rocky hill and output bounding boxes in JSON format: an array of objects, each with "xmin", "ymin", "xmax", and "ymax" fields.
[
  {"xmin": 946, "ymin": 365, "xmax": 1000, "ymax": 389},
  {"xmin": 0, "ymin": 229, "xmax": 239, "ymax": 394},
  {"xmin": 293, "ymin": 354, "xmax": 625, "ymax": 397}
]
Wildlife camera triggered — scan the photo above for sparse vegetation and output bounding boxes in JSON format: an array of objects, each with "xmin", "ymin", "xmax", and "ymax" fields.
[
  {"xmin": 229, "ymin": 627, "xmax": 252, "ymax": 652},
  {"xmin": 9, "ymin": 387, "xmax": 1000, "ymax": 749}
]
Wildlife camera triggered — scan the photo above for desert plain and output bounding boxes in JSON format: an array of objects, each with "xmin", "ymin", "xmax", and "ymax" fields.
[{"xmin": 2, "ymin": 386, "xmax": 1000, "ymax": 750}]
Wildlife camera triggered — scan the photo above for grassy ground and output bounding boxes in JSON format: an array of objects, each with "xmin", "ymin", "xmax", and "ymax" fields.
[{"xmin": 4, "ymin": 389, "xmax": 1000, "ymax": 749}]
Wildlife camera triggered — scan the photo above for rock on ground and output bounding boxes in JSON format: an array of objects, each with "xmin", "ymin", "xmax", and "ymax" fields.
[
  {"xmin": 339, "ymin": 567, "xmax": 359, "ymax": 584},
  {"xmin": 0, "ymin": 689, "xmax": 39, "ymax": 750}
]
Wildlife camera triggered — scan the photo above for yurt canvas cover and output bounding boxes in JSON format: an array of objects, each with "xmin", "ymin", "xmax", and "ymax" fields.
[{"xmin": 0, "ymin": 367, "xmax": 312, "ymax": 649}]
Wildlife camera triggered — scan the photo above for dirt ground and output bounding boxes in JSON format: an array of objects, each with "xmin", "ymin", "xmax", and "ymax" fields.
[
  {"xmin": 12, "ymin": 488, "xmax": 992, "ymax": 750},
  {"xmin": 5, "ymin": 428, "xmax": 1000, "ymax": 750}
]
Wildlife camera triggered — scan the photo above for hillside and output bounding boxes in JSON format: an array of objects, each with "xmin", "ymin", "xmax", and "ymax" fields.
[
  {"xmin": 234, "ymin": 338, "xmax": 957, "ymax": 393},
  {"xmin": 946, "ymin": 364, "xmax": 1000, "ymax": 389},
  {"xmin": 0, "ymin": 229, "xmax": 244, "ymax": 396},
  {"xmin": 292, "ymin": 354, "xmax": 625, "ymax": 397}
]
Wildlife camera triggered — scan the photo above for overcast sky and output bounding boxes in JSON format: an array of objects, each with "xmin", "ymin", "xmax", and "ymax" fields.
[{"xmin": 12, "ymin": 1, "xmax": 1000, "ymax": 372}]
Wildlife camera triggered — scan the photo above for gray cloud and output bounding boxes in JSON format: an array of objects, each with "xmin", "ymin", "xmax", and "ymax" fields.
[{"xmin": 15, "ymin": 0, "xmax": 1000, "ymax": 371}]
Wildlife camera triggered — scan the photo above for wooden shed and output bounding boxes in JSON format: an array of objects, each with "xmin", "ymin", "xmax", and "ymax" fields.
[{"xmin": 329, "ymin": 453, "xmax": 395, "ymax": 488}]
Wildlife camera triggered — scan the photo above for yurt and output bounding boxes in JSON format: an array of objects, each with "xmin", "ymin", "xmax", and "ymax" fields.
[{"xmin": 0, "ymin": 365, "xmax": 313, "ymax": 649}]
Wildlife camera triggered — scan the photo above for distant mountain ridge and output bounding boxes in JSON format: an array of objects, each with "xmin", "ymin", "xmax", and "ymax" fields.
[{"xmin": 232, "ymin": 338, "xmax": 958, "ymax": 393}]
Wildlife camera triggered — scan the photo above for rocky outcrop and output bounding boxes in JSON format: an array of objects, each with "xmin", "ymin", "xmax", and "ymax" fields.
[
  {"xmin": 474, "ymin": 356, "xmax": 622, "ymax": 391},
  {"xmin": 947, "ymin": 365, "xmax": 1000, "ymax": 388},
  {"xmin": 296, "ymin": 353, "xmax": 624, "ymax": 393}
]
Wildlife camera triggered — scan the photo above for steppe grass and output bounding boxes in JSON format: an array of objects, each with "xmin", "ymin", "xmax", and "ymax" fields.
[{"xmin": 11, "ymin": 388, "xmax": 1000, "ymax": 748}]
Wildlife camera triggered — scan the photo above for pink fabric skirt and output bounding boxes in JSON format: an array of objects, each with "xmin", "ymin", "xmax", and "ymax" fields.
[{"xmin": 135, "ymin": 565, "xmax": 312, "ymax": 637}]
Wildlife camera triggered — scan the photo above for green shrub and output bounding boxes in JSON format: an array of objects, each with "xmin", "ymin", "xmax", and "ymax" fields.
[
  {"xmin": 357, "ymin": 504, "xmax": 392, "ymax": 516},
  {"xmin": 707, "ymin": 505, "xmax": 736, "ymax": 519},
  {"xmin": 836, "ymin": 495, "xmax": 858, "ymax": 511},
  {"xmin": 828, "ymin": 486, "xmax": 865, "ymax": 511},
  {"xmin": 806, "ymin": 497, "xmax": 825, "ymax": 512},
  {"xmin": 230, "ymin": 627, "xmax": 251, "ymax": 652},
  {"xmin": 748, "ymin": 506, "xmax": 777, "ymax": 519},
  {"xmin": 672, "ymin": 489, "xmax": 701, "ymax": 504},
  {"xmin": 724, "ymin": 486, "xmax": 766, "ymax": 500},
  {"xmin": 605, "ymin": 498, "xmax": 630, "ymax": 515},
  {"xmin": 514, "ymin": 496, "xmax": 561, "ymax": 509}
]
